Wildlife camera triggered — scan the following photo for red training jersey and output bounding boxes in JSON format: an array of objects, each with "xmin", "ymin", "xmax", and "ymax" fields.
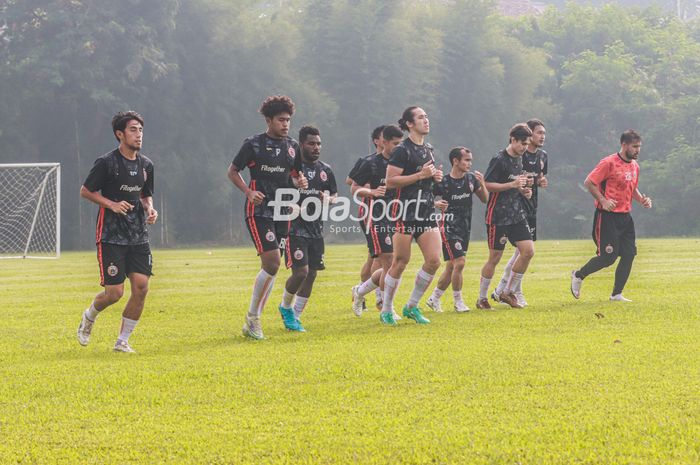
[{"xmin": 587, "ymin": 153, "xmax": 639, "ymax": 213}]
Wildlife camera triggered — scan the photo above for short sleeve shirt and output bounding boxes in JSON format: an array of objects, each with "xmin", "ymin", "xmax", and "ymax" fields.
[
  {"xmin": 352, "ymin": 153, "xmax": 395, "ymax": 223},
  {"xmin": 484, "ymin": 150, "xmax": 528, "ymax": 226},
  {"xmin": 434, "ymin": 173, "xmax": 481, "ymax": 239},
  {"xmin": 83, "ymin": 149, "xmax": 154, "ymax": 245},
  {"xmin": 232, "ymin": 133, "xmax": 300, "ymax": 219},
  {"xmin": 521, "ymin": 149, "xmax": 548, "ymax": 214},
  {"xmin": 288, "ymin": 160, "xmax": 338, "ymax": 239},
  {"xmin": 587, "ymin": 153, "xmax": 639, "ymax": 213},
  {"xmin": 388, "ymin": 138, "xmax": 437, "ymax": 222}
]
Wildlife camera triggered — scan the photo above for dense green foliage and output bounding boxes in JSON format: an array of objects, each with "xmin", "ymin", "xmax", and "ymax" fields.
[
  {"xmin": 1, "ymin": 1, "xmax": 699, "ymax": 247},
  {"xmin": 1, "ymin": 241, "xmax": 699, "ymax": 463}
]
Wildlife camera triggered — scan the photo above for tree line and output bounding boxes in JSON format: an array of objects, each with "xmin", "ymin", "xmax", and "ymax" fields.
[{"xmin": 1, "ymin": 0, "xmax": 699, "ymax": 248}]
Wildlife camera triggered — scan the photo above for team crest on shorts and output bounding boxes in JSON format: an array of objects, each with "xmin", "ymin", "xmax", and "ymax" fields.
[
  {"xmin": 265, "ymin": 230, "xmax": 276, "ymax": 242},
  {"xmin": 454, "ymin": 241, "xmax": 462, "ymax": 251},
  {"xmin": 107, "ymin": 263, "xmax": 119, "ymax": 277},
  {"xmin": 320, "ymin": 171, "xmax": 328, "ymax": 182},
  {"xmin": 500, "ymin": 236, "xmax": 508, "ymax": 245},
  {"xmin": 385, "ymin": 235, "xmax": 392, "ymax": 245},
  {"xmin": 294, "ymin": 249, "xmax": 304, "ymax": 260},
  {"xmin": 605, "ymin": 244, "xmax": 614, "ymax": 254}
]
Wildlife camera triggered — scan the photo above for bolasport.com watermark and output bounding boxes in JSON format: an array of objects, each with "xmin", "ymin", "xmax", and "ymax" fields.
[{"xmin": 267, "ymin": 188, "xmax": 453, "ymax": 234}]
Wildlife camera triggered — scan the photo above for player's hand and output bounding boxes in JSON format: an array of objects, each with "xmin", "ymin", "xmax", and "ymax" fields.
[
  {"xmin": 293, "ymin": 174, "xmax": 308, "ymax": 190},
  {"xmin": 419, "ymin": 162, "xmax": 436, "ymax": 180},
  {"xmin": 521, "ymin": 187, "xmax": 532, "ymax": 199},
  {"xmin": 110, "ymin": 200, "xmax": 133, "ymax": 215},
  {"xmin": 538, "ymin": 175, "xmax": 548, "ymax": 188},
  {"xmin": 433, "ymin": 164, "xmax": 443, "ymax": 183},
  {"xmin": 474, "ymin": 170, "xmax": 485, "ymax": 185},
  {"xmin": 601, "ymin": 198, "xmax": 617, "ymax": 211},
  {"xmin": 641, "ymin": 195, "xmax": 652, "ymax": 209},
  {"xmin": 246, "ymin": 189, "xmax": 265, "ymax": 205},
  {"xmin": 373, "ymin": 185, "xmax": 386, "ymax": 198},
  {"xmin": 146, "ymin": 207, "xmax": 158, "ymax": 224},
  {"xmin": 320, "ymin": 190, "xmax": 338, "ymax": 204},
  {"xmin": 434, "ymin": 199, "xmax": 448, "ymax": 211},
  {"xmin": 513, "ymin": 175, "xmax": 528, "ymax": 189}
]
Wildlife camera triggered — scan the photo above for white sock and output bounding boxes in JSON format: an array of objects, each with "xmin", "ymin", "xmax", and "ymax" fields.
[
  {"xmin": 281, "ymin": 288, "xmax": 295, "ymax": 309},
  {"xmin": 375, "ymin": 287, "xmax": 383, "ymax": 302},
  {"xmin": 85, "ymin": 301, "xmax": 101, "ymax": 321},
  {"xmin": 247, "ymin": 269, "xmax": 276, "ymax": 319},
  {"xmin": 407, "ymin": 269, "xmax": 434, "ymax": 308},
  {"xmin": 495, "ymin": 250, "xmax": 519, "ymax": 295},
  {"xmin": 382, "ymin": 274, "xmax": 401, "ymax": 314},
  {"xmin": 507, "ymin": 272, "xmax": 524, "ymax": 294},
  {"xmin": 479, "ymin": 276, "xmax": 491, "ymax": 300},
  {"xmin": 453, "ymin": 290, "xmax": 463, "ymax": 304},
  {"xmin": 358, "ymin": 278, "xmax": 378, "ymax": 297},
  {"xmin": 515, "ymin": 276, "xmax": 523, "ymax": 294},
  {"xmin": 431, "ymin": 287, "xmax": 445, "ymax": 301},
  {"xmin": 293, "ymin": 296, "xmax": 308, "ymax": 318},
  {"xmin": 118, "ymin": 317, "xmax": 138, "ymax": 342}
]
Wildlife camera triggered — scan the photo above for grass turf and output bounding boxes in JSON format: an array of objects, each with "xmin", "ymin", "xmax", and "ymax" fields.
[{"xmin": 0, "ymin": 239, "xmax": 698, "ymax": 464}]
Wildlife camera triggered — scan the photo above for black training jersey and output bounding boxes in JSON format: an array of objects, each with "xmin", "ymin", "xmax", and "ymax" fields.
[
  {"xmin": 521, "ymin": 149, "xmax": 548, "ymax": 214},
  {"xmin": 232, "ymin": 133, "xmax": 300, "ymax": 219},
  {"xmin": 388, "ymin": 138, "xmax": 436, "ymax": 222},
  {"xmin": 83, "ymin": 149, "xmax": 154, "ymax": 245},
  {"xmin": 484, "ymin": 150, "xmax": 528, "ymax": 226},
  {"xmin": 434, "ymin": 173, "xmax": 481, "ymax": 239},
  {"xmin": 352, "ymin": 153, "xmax": 395, "ymax": 222},
  {"xmin": 347, "ymin": 153, "xmax": 375, "ymax": 183},
  {"xmin": 288, "ymin": 160, "xmax": 337, "ymax": 239}
]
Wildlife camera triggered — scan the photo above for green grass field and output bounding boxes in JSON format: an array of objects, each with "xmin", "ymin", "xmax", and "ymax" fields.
[{"xmin": 1, "ymin": 239, "xmax": 698, "ymax": 464}]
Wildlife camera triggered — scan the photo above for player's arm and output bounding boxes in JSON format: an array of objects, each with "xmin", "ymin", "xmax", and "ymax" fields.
[
  {"xmin": 80, "ymin": 186, "xmax": 133, "ymax": 215},
  {"xmin": 385, "ymin": 164, "xmax": 435, "ymax": 188},
  {"xmin": 227, "ymin": 163, "xmax": 264, "ymax": 205},
  {"xmin": 484, "ymin": 177, "xmax": 527, "ymax": 193},
  {"xmin": 140, "ymin": 195, "xmax": 158, "ymax": 224},
  {"xmin": 633, "ymin": 188, "xmax": 652, "ymax": 208},
  {"xmin": 473, "ymin": 170, "xmax": 488, "ymax": 204},
  {"xmin": 583, "ymin": 176, "xmax": 616, "ymax": 211}
]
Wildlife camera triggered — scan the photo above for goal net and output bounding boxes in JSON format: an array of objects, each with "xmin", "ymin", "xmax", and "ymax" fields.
[{"xmin": 0, "ymin": 163, "xmax": 61, "ymax": 259}]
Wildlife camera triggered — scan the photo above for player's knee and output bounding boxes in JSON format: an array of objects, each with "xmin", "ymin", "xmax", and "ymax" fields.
[
  {"xmin": 424, "ymin": 257, "xmax": 441, "ymax": 274},
  {"xmin": 306, "ymin": 269, "xmax": 318, "ymax": 282},
  {"xmin": 105, "ymin": 286, "xmax": 124, "ymax": 303},
  {"xmin": 453, "ymin": 258, "xmax": 466, "ymax": 271},
  {"xmin": 292, "ymin": 266, "xmax": 309, "ymax": 281},
  {"xmin": 520, "ymin": 247, "xmax": 535, "ymax": 261},
  {"xmin": 132, "ymin": 282, "xmax": 149, "ymax": 299},
  {"xmin": 600, "ymin": 253, "xmax": 617, "ymax": 267}
]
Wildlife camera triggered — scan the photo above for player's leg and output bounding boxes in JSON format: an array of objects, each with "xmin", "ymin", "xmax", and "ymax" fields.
[
  {"xmin": 426, "ymin": 238, "xmax": 453, "ymax": 313},
  {"xmin": 403, "ymin": 226, "xmax": 440, "ymax": 324},
  {"xmin": 451, "ymin": 256, "xmax": 469, "ymax": 312},
  {"xmin": 381, "ymin": 229, "xmax": 412, "ymax": 325},
  {"xmin": 278, "ymin": 235, "xmax": 308, "ymax": 331},
  {"xmin": 243, "ymin": 217, "xmax": 280, "ymax": 339},
  {"xmin": 500, "ymin": 236, "xmax": 534, "ymax": 309},
  {"xmin": 610, "ymin": 215, "xmax": 636, "ymax": 301},
  {"xmin": 290, "ymin": 238, "xmax": 325, "ymax": 330},
  {"xmin": 477, "ymin": 224, "xmax": 504, "ymax": 309},
  {"xmin": 571, "ymin": 211, "xmax": 619, "ymax": 299},
  {"xmin": 493, "ymin": 248, "xmax": 519, "ymax": 301}
]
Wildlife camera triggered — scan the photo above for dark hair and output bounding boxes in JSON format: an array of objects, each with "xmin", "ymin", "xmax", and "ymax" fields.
[
  {"xmin": 111, "ymin": 111, "xmax": 144, "ymax": 141},
  {"xmin": 448, "ymin": 147, "xmax": 471, "ymax": 166},
  {"xmin": 620, "ymin": 129, "xmax": 641, "ymax": 145},
  {"xmin": 526, "ymin": 118, "xmax": 545, "ymax": 131},
  {"xmin": 298, "ymin": 125, "xmax": 320, "ymax": 143},
  {"xmin": 259, "ymin": 95, "xmax": 295, "ymax": 119},
  {"xmin": 509, "ymin": 123, "xmax": 533, "ymax": 142},
  {"xmin": 398, "ymin": 106, "xmax": 419, "ymax": 132},
  {"xmin": 371, "ymin": 125, "xmax": 386, "ymax": 142},
  {"xmin": 382, "ymin": 124, "xmax": 403, "ymax": 141}
]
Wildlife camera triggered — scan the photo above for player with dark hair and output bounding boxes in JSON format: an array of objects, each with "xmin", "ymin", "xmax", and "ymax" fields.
[
  {"xmin": 426, "ymin": 147, "xmax": 488, "ymax": 313},
  {"xmin": 350, "ymin": 124, "xmax": 404, "ymax": 319},
  {"xmin": 278, "ymin": 125, "xmax": 337, "ymax": 330},
  {"xmin": 381, "ymin": 106, "xmax": 443, "ymax": 325},
  {"xmin": 347, "ymin": 125, "xmax": 387, "ymax": 311},
  {"xmin": 571, "ymin": 130, "xmax": 652, "ymax": 302},
  {"xmin": 492, "ymin": 119, "xmax": 548, "ymax": 307},
  {"xmin": 77, "ymin": 111, "xmax": 157, "ymax": 353},
  {"xmin": 476, "ymin": 123, "xmax": 534, "ymax": 310},
  {"xmin": 228, "ymin": 95, "xmax": 308, "ymax": 340}
]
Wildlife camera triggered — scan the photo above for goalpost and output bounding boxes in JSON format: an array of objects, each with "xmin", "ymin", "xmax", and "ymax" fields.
[{"xmin": 0, "ymin": 163, "xmax": 61, "ymax": 259}]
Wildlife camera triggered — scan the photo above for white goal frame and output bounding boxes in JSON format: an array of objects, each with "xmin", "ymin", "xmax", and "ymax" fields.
[{"xmin": 0, "ymin": 163, "xmax": 61, "ymax": 259}]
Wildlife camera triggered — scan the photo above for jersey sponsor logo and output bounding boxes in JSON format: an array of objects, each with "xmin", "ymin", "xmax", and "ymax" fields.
[
  {"xmin": 605, "ymin": 244, "xmax": 614, "ymax": 254},
  {"xmin": 120, "ymin": 184, "xmax": 142, "ymax": 192},
  {"xmin": 294, "ymin": 249, "xmax": 304, "ymax": 260},
  {"xmin": 454, "ymin": 241, "xmax": 463, "ymax": 251},
  {"xmin": 320, "ymin": 171, "xmax": 328, "ymax": 182},
  {"xmin": 265, "ymin": 230, "xmax": 276, "ymax": 242},
  {"xmin": 129, "ymin": 170, "xmax": 138, "ymax": 176},
  {"xmin": 107, "ymin": 263, "xmax": 119, "ymax": 277},
  {"xmin": 451, "ymin": 192, "xmax": 471, "ymax": 200},
  {"xmin": 261, "ymin": 165, "xmax": 286, "ymax": 173}
]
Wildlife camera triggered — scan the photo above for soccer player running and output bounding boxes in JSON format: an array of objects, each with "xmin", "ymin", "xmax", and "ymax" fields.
[
  {"xmin": 77, "ymin": 111, "xmax": 157, "ymax": 353},
  {"xmin": 350, "ymin": 124, "xmax": 404, "ymax": 319},
  {"xmin": 571, "ymin": 130, "xmax": 652, "ymax": 301},
  {"xmin": 492, "ymin": 119, "xmax": 548, "ymax": 307},
  {"xmin": 228, "ymin": 95, "xmax": 307, "ymax": 340},
  {"xmin": 476, "ymin": 123, "xmax": 534, "ymax": 310},
  {"xmin": 347, "ymin": 125, "xmax": 386, "ymax": 311},
  {"xmin": 382, "ymin": 106, "xmax": 443, "ymax": 325},
  {"xmin": 279, "ymin": 126, "xmax": 337, "ymax": 330},
  {"xmin": 426, "ymin": 147, "xmax": 488, "ymax": 313}
]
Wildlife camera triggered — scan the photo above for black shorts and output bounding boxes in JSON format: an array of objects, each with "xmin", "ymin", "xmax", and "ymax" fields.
[
  {"xmin": 98, "ymin": 242, "xmax": 152, "ymax": 286},
  {"xmin": 245, "ymin": 216, "xmax": 281, "ymax": 254},
  {"xmin": 487, "ymin": 220, "xmax": 532, "ymax": 251},
  {"xmin": 526, "ymin": 214, "xmax": 537, "ymax": 241},
  {"xmin": 285, "ymin": 235, "xmax": 325, "ymax": 270},
  {"xmin": 395, "ymin": 218, "xmax": 438, "ymax": 239},
  {"xmin": 592, "ymin": 210, "xmax": 636, "ymax": 258},
  {"xmin": 364, "ymin": 221, "xmax": 394, "ymax": 257}
]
